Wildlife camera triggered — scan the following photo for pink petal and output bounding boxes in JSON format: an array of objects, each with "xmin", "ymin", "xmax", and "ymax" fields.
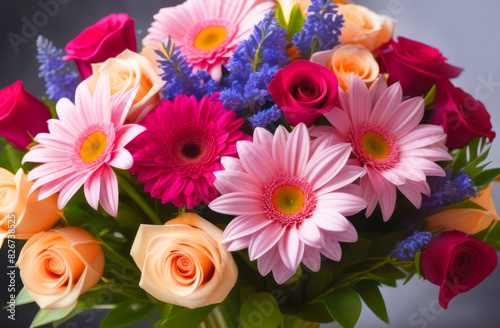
[
  {"xmin": 222, "ymin": 214, "xmax": 272, "ymax": 243},
  {"xmin": 366, "ymin": 168, "xmax": 396, "ymax": 221},
  {"xmin": 209, "ymin": 192, "xmax": 264, "ymax": 215},
  {"xmin": 221, "ymin": 156, "xmax": 245, "ymax": 172},
  {"xmin": 321, "ymin": 240, "xmax": 342, "ymax": 261},
  {"xmin": 324, "ymin": 108, "xmax": 353, "ymax": 136},
  {"xmin": 399, "ymin": 125, "xmax": 447, "ymax": 151},
  {"xmin": 257, "ymin": 246, "xmax": 280, "ymax": 276},
  {"xmin": 273, "ymin": 125, "xmax": 289, "ymax": 172},
  {"xmin": 397, "ymin": 183, "xmax": 422, "ymax": 209},
  {"xmin": 297, "ymin": 220, "xmax": 324, "ymax": 248},
  {"xmin": 108, "ymin": 149, "xmax": 134, "ymax": 170},
  {"xmin": 272, "ymin": 261, "xmax": 296, "ymax": 285},
  {"xmin": 278, "ymin": 227, "xmax": 304, "ymax": 271},
  {"xmin": 302, "ymin": 246, "xmax": 321, "ymax": 272},
  {"xmin": 304, "ymin": 143, "xmax": 352, "ymax": 190},
  {"xmin": 311, "ymin": 211, "xmax": 351, "ymax": 232},
  {"xmin": 115, "ymin": 125, "xmax": 146, "ymax": 149},
  {"xmin": 326, "ymin": 222, "xmax": 358, "ymax": 243},
  {"xmin": 237, "ymin": 141, "xmax": 276, "ymax": 184},
  {"xmin": 213, "ymin": 171, "xmax": 262, "ymax": 195},
  {"xmin": 99, "ymin": 165, "xmax": 119, "ymax": 217},
  {"xmin": 360, "ymin": 176, "xmax": 378, "ymax": 217},
  {"xmin": 253, "ymin": 127, "xmax": 273, "ymax": 152},
  {"xmin": 285, "ymin": 123, "xmax": 310, "ymax": 178},
  {"xmin": 385, "ymin": 97, "xmax": 424, "ymax": 137},
  {"xmin": 316, "ymin": 164, "xmax": 365, "ymax": 196},
  {"xmin": 227, "ymin": 235, "xmax": 251, "ymax": 252},
  {"xmin": 348, "ymin": 75, "xmax": 371, "ymax": 124},
  {"xmin": 248, "ymin": 221, "xmax": 286, "ymax": 261},
  {"xmin": 84, "ymin": 168, "xmax": 103, "ymax": 210},
  {"xmin": 57, "ymin": 171, "xmax": 92, "ymax": 210},
  {"xmin": 316, "ymin": 192, "xmax": 367, "ymax": 217},
  {"xmin": 368, "ymin": 75, "xmax": 388, "ymax": 105},
  {"xmin": 369, "ymin": 82, "xmax": 402, "ymax": 127}
]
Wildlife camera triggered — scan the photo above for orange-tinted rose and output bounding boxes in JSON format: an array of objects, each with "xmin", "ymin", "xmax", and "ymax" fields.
[
  {"xmin": 426, "ymin": 181, "xmax": 499, "ymax": 235},
  {"xmin": 17, "ymin": 227, "xmax": 104, "ymax": 309},
  {"xmin": 1, "ymin": 168, "xmax": 60, "ymax": 246},
  {"xmin": 86, "ymin": 49, "xmax": 164, "ymax": 123},
  {"xmin": 311, "ymin": 44, "xmax": 379, "ymax": 92},
  {"xmin": 337, "ymin": 4, "xmax": 396, "ymax": 52},
  {"xmin": 130, "ymin": 212, "xmax": 238, "ymax": 309}
]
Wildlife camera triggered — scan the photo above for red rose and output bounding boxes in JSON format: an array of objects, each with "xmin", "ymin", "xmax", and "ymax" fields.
[
  {"xmin": 268, "ymin": 60, "xmax": 339, "ymax": 127},
  {"xmin": 421, "ymin": 231, "xmax": 497, "ymax": 309},
  {"xmin": 429, "ymin": 82, "xmax": 495, "ymax": 150},
  {"xmin": 64, "ymin": 13, "xmax": 137, "ymax": 79},
  {"xmin": 0, "ymin": 81, "xmax": 51, "ymax": 150},
  {"xmin": 377, "ymin": 37, "xmax": 463, "ymax": 97}
]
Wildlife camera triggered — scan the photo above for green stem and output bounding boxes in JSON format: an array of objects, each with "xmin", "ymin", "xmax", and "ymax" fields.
[
  {"xmin": 116, "ymin": 171, "xmax": 161, "ymax": 225},
  {"xmin": 202, "ymin": 307, "xmax": 229, "ymax": 328}
]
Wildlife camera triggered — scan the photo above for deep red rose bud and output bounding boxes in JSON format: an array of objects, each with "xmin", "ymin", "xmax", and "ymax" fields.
[
  {"xmin": 421, "ymin": 230, "xmax": 497, "ymax": 309},
  {"xmin": 377, "ymin": 37, "xmax": 463, "ymax": 97},
  {"xmin": 64, "ymin": 13, "xmax": 137, "ymax": 79},
  {"xmin": 429, "ymin": 81, "xmax": 495, "ymax": 150},
  {"xmin": 268, "ymin": 60, "xmax": 339, "ymax": 127},
  {"xmin": 0, "ymin": 81, "xmax": 51, "ymax": 150}
]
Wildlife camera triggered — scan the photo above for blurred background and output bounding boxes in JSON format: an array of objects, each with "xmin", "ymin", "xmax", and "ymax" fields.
[{"xmin": 0, "ymin": 0, "xmax": 499, "ymax": 327}]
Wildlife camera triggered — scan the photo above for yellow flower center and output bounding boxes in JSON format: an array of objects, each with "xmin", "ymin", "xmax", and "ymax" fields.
[
  {"xmin": 80, "ymin": 131, "xmax": 107, "ymax": 163},
  {"xmin": 362, "ymin": 131, "xmax": 390, "ymax": 159},
  {"xmin": 272, "ymin": 185, "xmax": 305, "ymax": 215},
  {"xmin": 194, "ymin": 26, "xmax": 227, "ymax": 50}
]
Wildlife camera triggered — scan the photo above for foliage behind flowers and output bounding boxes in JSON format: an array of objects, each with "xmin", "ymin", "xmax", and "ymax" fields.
[{"xmin": 1, "ymin": 0, "xmax": 499, "ymax": 327}]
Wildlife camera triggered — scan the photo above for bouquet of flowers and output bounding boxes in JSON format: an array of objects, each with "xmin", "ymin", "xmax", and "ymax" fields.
[{"xmin": 1, "ymin": 0, "xmax": 499, "ymax": 327}]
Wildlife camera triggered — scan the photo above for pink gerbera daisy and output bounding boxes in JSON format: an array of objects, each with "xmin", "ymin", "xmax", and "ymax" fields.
[
  {"xmin": 209, "ymin": 124, "xmax": 367, "ymax": 284},
  {"xmin": 22, "ymin": 74, "xmax": 145, "ymax": 216},
  {"xmin": 145, "ymin": 0, "xmax": 275, "ymax": 81},
  {"xmin": 312, "ymin": 75, "xmax": 453, "ymax": 221},
  {"xmin": 128, "ymin": 94, "xmax": 250, "ymax": 209}
]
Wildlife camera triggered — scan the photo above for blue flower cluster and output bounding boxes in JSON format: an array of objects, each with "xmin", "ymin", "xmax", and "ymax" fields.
[
  {"xmin": 36, "ymin": 36, "xmax": 80, "ymax": 102},
  {"xmin": 219, "ymin": 10, "xmax": 288, "ymax": 128},
  {"xmin": 391, "ymin": 231, "xmax": 432, "ymax": 261},
  {"xmin": 292, "ymin": 0, "xmax": 344, "ymax": 59},
  {"xmin": 248, "ymin": 104, "xmax": 282, "ymax": 129},
  {"xmin": 156, "ymin": 39, "xmax": 220, "ymax": 101},
  {"xmin": 423, "ymin": 170, "xmax": 476, "ymax": 210}
]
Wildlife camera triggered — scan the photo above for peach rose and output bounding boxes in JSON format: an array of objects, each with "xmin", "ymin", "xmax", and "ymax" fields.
[
  {"xmin": 0, "ymin": 168, "xmax": 60, "ymax": 247},
  {"xmin": 130, "ymin": 212, "xmax": 238, "ymax": 309},
  {"xmin": 426, "ymin": 181, "xmax": 500, "ymax": 235},
  {"xmin": 337, "ymin": 4, "xmax": 396, "ymax": 52},
  {"xmin": 17, "ymin": 227, "xmax": 104, "ymax": 309},
  {"xmin": 86, "ymin": 49, "xmax": 164, "ymax": 123},
  {"xmin": 310, "ymin": 44, "xmax": 379, "ymax": 92}
]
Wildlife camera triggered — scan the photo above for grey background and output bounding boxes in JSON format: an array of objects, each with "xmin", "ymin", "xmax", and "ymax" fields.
[{"xmin": 0, "ymin": 0, "xmax": 499, "ymax": 327}]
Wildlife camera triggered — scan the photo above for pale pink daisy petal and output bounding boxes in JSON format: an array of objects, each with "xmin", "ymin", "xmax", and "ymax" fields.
[
  {"xmin": 145, "ymin": 0, "xmax": 274, "ymax": 81},
  {"xmin": 316, "ymin": 75, "xmax": 451, "ymax": 221},
  {"xmin": 22, "ymin": 74, "xmax": 143, "ymax": 216},
  {"xmin": 210, "ymin": 123, "xmax": 366, "ymax": 284}
]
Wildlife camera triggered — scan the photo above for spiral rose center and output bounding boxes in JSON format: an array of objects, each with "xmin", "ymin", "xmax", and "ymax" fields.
[
  {"xmin": 194, "ymin": 26, "xmax": 227, "ymax": 51},
  {"xmin": 453, "ymin": 251, "xmax": 474, "ymax": 275},
  {"xmin": 80, "ymin": 131, "xmax": 107, "ymax": 163}
]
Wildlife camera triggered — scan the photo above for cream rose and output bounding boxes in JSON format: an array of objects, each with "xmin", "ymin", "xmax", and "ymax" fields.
[
  {"xmin": 337, "ymin": 4, "xmax": 396, "ymax": 52},
  {"xmin": 0, "ymin": 168, "xmax": 60, "ymax": 246},
  {"xmin": 311, "ymin": 44, "xmax": 379, "ymax": 92},
  {"xmin": 130, "ymin": 212, "xmax": 238, "ymax": 309},
  {"xmin": 17, "ymin": 227, "xmax": 104, "ymax": 309},
  {"xmin": 86, "ymin": 49, "xmax": 164, "ymax": 123}
]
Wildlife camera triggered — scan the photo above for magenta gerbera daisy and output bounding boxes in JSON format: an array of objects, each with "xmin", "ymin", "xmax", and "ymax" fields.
[
  {"xmin": 22, "ymin": 74, "xmax": 146, "ymax": 216},
  {"xmin": 209, "ymin": 124, "xmax": 367, "ymax": 284},
  {"xmin": 145, "ymin": 0, "xmax": 275, "ymax": 81},
  {"xmin": 312, "ymin": 75, "xmax": 453, "ymax": 221},
  {"xmin": 128, "ymin": 94, "xmax": 250, "ymax": 209}
]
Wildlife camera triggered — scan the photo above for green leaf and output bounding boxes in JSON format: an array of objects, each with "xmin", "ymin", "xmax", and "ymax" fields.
[
  {"xmin": 0, "ymin": 137, "xmax": 25, "ymax": 173},
  {"xmin": 424, "ymin": 84, "xmax": 437, "ymax": 107},
  {"xmin": 275, "ymin": 3, "xmax": 287, "ymax": 29},
  {"xmin": 403, "ymin": 272, "xmax": 417, "ymax": 286},
  {"xmin": 155, "ymin": 304, "xmax": 215, "ymax": 328},
  {"xmin": 100, "ymin": 300, "xmax": 154, "ymax": 328},
  {"xmin": 30, "ymin": 307, "xmax": 74, "ymax": 328},
  {"xmin": 240, "ymin": 292, "xmax": 281, "ymax": 328},
  {"xmin": 474, "ymin": 221, "xmax": 500, "ymax": 249},
  {"xmin": 414, "ymin": 252, "xmax": 423, "ymax": 278},
  {"xmin": 286, "ymin": 5, "xmax": 305, "ymax": 39},
  {"xmin": 472, "ymin": 168, "xmax": 500, "ymax": 186},
  {"xmin": 283, "ymin": 301, "xmax": 334, "ymax": 323},
  {"xmin": 452, "ymin": 146, "xmax": 468, "ymax": 175},
  {"xmin": 15, "ymin": 287, "xmax": 34, "ymax": 306},
  {"xmin": 443, "ymin": 200, "xmax": 487, "ymax": 211},
  {"xmin": 323, "ymin": 288, "xmax": 362, "ymax": 328},
  {"xmin": 353, "ymin": 280, "xmax": 389, "ymax": 324}
]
